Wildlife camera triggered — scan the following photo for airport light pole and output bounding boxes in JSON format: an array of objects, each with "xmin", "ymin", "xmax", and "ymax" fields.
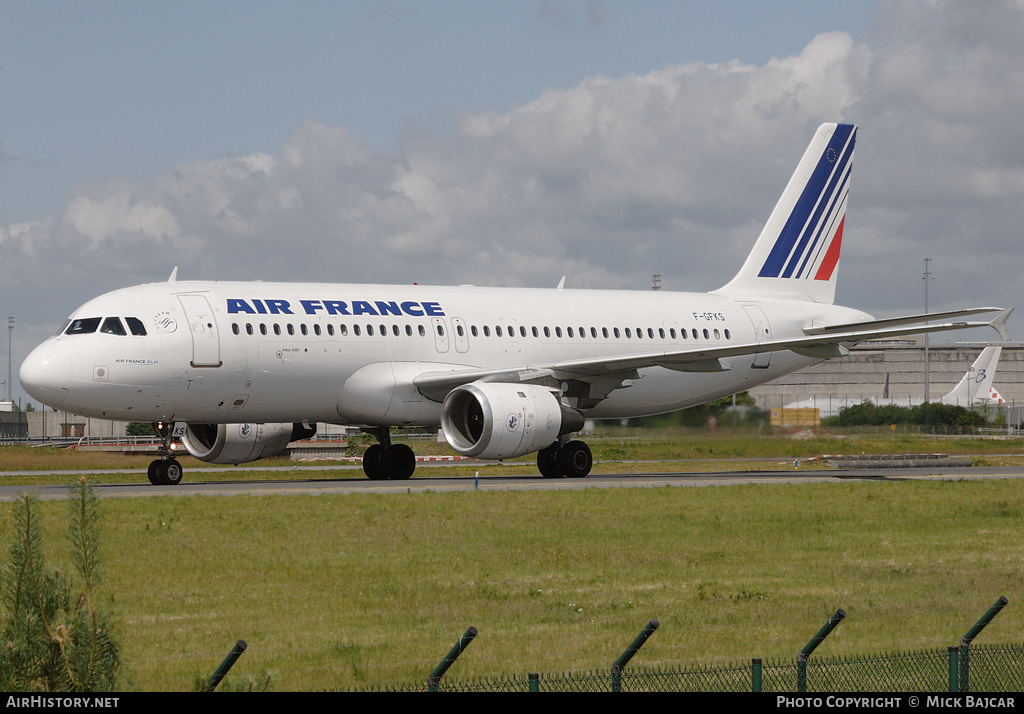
[
  {"xmin": 923, "ymin": 260, "xmax": 932, "ymax": 404},
  {"xmin": 6, "ymin": 316, "xmax": 13, "ymax": 403}
]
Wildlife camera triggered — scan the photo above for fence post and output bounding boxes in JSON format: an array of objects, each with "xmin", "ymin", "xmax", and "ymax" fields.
[
  {"xmin": 948, "ymin": 646, "xmax": 959, "ymax": 692},
  {"xmin": 427, "ymin": 626, "xmax": 478, "ymax": 692},
  {"xmin": 611, "ymin": 618, "xmax": 659, "ymax": 692},
  {"xmin": 797, "ymin": 609, "xmax": 845, "ymax": 692},
  {"xmin": 202, "ymin": 640, "xmax": 247, "ymax": 692},
  {"xmin": 752, "ymin": 658, "xmax": 762, "ymax": 692},
  {"xmin": 528, "ymin": 672, "xmax": 540, "ymax": 692},
  {"xmin": 959, "ymin": 596, "xmax": 1007, "ymax": 692}
]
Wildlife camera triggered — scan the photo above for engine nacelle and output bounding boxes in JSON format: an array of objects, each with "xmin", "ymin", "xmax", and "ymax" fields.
[
  {"xmin": 180, "ymin": 422, "xmax": 316, "ymax": 464},
  {"xmin": 440, "ymin": 382, "xmax": 583, "ymax": 460}
]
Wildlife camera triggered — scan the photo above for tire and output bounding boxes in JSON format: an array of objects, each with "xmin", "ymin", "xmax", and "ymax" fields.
[
  {"xmin": 537, "ymin": 443, "xmax": 564, "ymax": 478},
  {"xmin": 558, "ymin": 440, "xmax": 592, "ymax": 478},
  {"xmin": 385, "ymin": 443, "xmax": 416, "ymax": 480},
  {"xmin": 161, "ymin": 459, "xmax": 184, "ymax": 486},
  {"xmin": 363, "ymin": 444, "xmax": 387, "ymax": 480},
  {"xmin": 147, "ymin": 460, "xmax": 161, "ymax": 485}
]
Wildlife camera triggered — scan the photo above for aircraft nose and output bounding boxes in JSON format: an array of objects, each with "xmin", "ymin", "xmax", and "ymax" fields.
[{"xmin": 20, "ymin": 342, "xmax": 73, "ymax": 408}]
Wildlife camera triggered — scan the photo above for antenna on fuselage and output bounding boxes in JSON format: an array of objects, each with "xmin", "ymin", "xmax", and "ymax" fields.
[
  {"xmin": 168, "ymin": 267, "xmax": 178, "ymax": 283},
  {"xmin": 556, "ymin": 276, "xmax": 566, "ymax": 290}
]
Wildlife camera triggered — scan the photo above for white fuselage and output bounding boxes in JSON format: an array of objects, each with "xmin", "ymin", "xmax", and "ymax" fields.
[{"xmin": 21, "ymin": 280, "xmax": 870, "ymax": 426}]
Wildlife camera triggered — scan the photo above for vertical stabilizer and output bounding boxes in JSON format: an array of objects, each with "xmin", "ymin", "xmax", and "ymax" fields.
[
  {"xmin": 940, "ymin": 347, "xmax": 1002, "ymax": 407},
  {"xmin": 716, "ymin": 123, "xmax": 857, "ymax": 304}
]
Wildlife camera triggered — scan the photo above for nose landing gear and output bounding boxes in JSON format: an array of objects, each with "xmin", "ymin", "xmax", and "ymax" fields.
[{"xmin": 148, "ymin": 422, "xmax": 184, "ymax": 485}]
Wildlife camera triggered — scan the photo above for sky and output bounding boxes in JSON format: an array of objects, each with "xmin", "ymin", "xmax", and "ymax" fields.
[{"xmin": 2, "ymin": 0, "xmax": 1023, "ymax": 405}]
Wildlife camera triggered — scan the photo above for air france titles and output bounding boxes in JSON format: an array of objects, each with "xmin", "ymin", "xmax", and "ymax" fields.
[{"xmin": 226, "ymin": 299, "xmax": 445, "ymax": 318}]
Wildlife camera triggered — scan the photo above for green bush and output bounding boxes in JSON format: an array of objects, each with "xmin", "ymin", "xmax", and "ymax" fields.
[{"xmin": 0, "ymin": 478, "xmax": 123, "ymax": 692}]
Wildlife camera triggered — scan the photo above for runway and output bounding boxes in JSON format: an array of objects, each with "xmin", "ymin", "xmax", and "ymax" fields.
[{"xmin": 3, "ymin": 463, "xmax": 1024, "ymax": 501}]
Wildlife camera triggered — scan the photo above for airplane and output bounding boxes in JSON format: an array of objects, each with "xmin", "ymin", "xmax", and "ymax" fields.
[
  {"xmin": 19, "ymin": 123, "xmax": 1011, "ymax": 485},
  {"xmin": 781, "ymin": 345, "xmax": 1007, "ymax": 419}
]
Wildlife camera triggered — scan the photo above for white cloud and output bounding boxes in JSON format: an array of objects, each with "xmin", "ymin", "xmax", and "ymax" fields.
[{"xmin": 4, "ymin": 0, "xmax": 1024, "ymax": 347}]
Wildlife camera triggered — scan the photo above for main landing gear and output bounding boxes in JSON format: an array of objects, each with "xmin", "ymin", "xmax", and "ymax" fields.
[
  {"xmin": 362, "ymin": 427, "xmax": 416, "ymax": 481},
  {"xmin": 148, "ymin": 422, "xmax": 184, "ymax": 486},
  {"xmin": 537, "ymin": 437, "xmax": 593, "ymax": 478}
]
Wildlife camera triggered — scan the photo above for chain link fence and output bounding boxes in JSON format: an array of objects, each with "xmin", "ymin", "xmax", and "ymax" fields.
[{"xmin": 351, "ymin": 643, "xmax": 1024, "ymax": 692}]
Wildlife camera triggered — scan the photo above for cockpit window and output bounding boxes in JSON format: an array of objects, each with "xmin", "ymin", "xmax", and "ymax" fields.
[
  {"xmin": 66, "ymin": 317, "xmax": 102, "ymax": 335},
  {"xmin": 100, "ymin": 317, "xmax": 127, "ymax": 335},
  {"xmin": 125, "ymin": 317, "xmax": 147, "ymax": 336},
  {"xmin": 55, "ymin": 319, "xmax": 71, "ymax": 336}
]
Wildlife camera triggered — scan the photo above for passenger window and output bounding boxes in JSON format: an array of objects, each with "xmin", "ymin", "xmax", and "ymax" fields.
[
  {"xmin": 101, "ymin": 317, "xmax": 127, "ymax": 335},
  {"xmin": 246, "ymin": 324, "xmax": 254, "ymax": 335},
  {"xmin": 261, "ymin": 324, "xmax": 268, "ymax": 336},
  {"xmin": 724, "ymin": 329, "xmax": 731, "ymax": 340},
  {"xmin": 300, "ymin": 324, "xmax": 308, "ymax": 336},
  {"xmin": 274, "ymin": 324, "xmax": 281, "ymax": 336},
  {"xmin": 125, "ymin": 317, "xmax": 147, "ymax": 336},
  {"xmin": 232, "ymin": 323, "xmax": 240, "ymax": 335},
  {"xmin": 287, "ymin": 324, "xmax": 295, "ymax": 336},
  {"xmin": 496, "ymin": 326, "xmax": 503, "ymax": 337}
]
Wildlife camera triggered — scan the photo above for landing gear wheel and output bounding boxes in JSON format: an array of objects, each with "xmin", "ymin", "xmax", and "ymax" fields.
[
  {"xmin": 537, "ymin": 443, "xmax": 563, "ymax": 478},
  {"xmin": 559, "ymin": 440, "xmax": 592, "ymax": 478},
  {"xmin": 147, "ymin": 460, "xmax": 161, "ymax": 485},
  {"xmin": 386, "ymin": 443, "xmax": 416, "ymax": 480},
  {"xmin": 149, "ymin": 459, "xmax": 183, "ymax": 486},
  {"xmin": 363, "ymin": 444, "xmax": 388, "ymax": 480},
  {"xmin": 161, "ymin": 459, "xmax": 183, "ymax": 485}
]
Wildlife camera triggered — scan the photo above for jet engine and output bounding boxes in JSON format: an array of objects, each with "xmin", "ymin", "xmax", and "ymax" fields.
[
  {"xmin": 440, "ymin": 382, "xmax": 583, "ymax": 460},
  {"xmin": 180, "ymin": 422, "xmax": 316, "ymax": 464}
]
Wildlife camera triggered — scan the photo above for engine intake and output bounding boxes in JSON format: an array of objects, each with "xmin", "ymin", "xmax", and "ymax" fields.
[{"xmin": 440, "ymin": 382, "xmax": 583, "ymax": 460}]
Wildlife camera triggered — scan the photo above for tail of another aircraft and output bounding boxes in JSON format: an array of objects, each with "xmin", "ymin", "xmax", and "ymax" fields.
[
  {"xmin": 940, "ymin": 346, "xmax": 1002, "ymax": 406},
  {"xmin": 716, "ymin": 123, "xmax": 857, "ymax": 305}
]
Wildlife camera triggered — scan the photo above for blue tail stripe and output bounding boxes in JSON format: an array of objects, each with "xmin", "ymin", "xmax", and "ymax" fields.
[
  {"xmin": 758, "ymin": 124, "xmax": 856, "ymax": 278},
  {"xmin": 792, "ymin": 167, "xmax": 851, "ymax": 279},
  {"xmin": 781, "ymin": 145, "xmax": 853, "ymax": 278}
]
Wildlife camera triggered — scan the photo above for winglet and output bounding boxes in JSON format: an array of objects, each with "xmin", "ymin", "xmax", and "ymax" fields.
[
  {"xmin": 989, "ymin": 307, "xmax": 1013, "ymax": 341},
  {"xmin": 168, "ymin": 267, "xmax": 178, "ymax": 283}
]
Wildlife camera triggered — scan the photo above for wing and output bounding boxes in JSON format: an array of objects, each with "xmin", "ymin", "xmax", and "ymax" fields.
[{"xmin": 412, "ymin": 307, "xmax": 1011, "ymax": 407}]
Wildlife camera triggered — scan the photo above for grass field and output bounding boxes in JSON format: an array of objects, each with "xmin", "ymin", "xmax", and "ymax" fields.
[{"xmin": 2, "ymin": 431, "xmax": 1024, "ymax": 691}]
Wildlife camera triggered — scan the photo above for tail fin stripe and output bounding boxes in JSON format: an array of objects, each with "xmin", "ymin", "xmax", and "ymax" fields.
[
  {"xmin": 795, "ymin": 170, "xmax": 850, "ymax": 279},
  {"xmin": 813, "ymin": 215, "xmax": 845, "ymax": 281},
  {"xmin": 782, "ymin": 145, "xmax": 853, "ymax": 279},
  {"xmin": 757, "ymin": 124, "xmax": 855, "ymax": 279}
]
